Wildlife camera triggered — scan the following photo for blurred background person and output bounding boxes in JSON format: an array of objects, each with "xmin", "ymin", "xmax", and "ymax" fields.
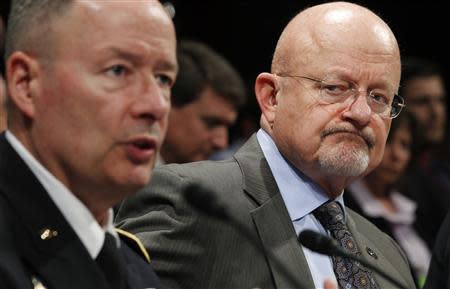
[
  {"xmin": 158, "ymin": 40, "xmax": 247, "ymax": 164},
  {"xmin": 397, "ymin": 57, "xmax": 450, "ymax": 251},
  {"xmin": 210, "ymin": 98, "xmax": 260, "ymax": 160},
  {"xmin": 0, "ymin": 7, "xmax": 7, "ymax": 132},
  {"xmin": 344, "ymin": 112, "xmax": 430, "ymax": 288}
]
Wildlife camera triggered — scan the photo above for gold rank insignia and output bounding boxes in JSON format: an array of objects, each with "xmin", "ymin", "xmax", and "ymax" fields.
[{"xmin": 115, "ymin": 228, "xmax": 151, "ymax": 263}]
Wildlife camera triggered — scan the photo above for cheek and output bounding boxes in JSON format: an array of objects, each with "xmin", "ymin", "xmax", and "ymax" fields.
[
  {"xmin": 160, "ymin": 116, "xmax": 169, "ymax": 136},
  {"xmin": 398, "ymin": 151, "xmax": 411, "ymax": 167},
  {"xmin": 274, "ymin": 105, "xmax": 327, "ymax": 160},
  {"xmin": 368, "ymin": 122, "xmax": 389, "ymax": 166},
  {"xmin": 409, "ymin": 108, "xmax": 429, "ymax": 123}
]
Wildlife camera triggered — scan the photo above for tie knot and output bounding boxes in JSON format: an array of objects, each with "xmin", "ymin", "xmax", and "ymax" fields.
[
  {"xmin": 103, "ymin": 232, "xmax": 118, "ymax": 251},
  {"xmin": 313, "ymin": 201, "xmax": 345, "ymax": 229},
  {"xmin": 313, "ymin": 202, "xmax": 381, "ymax": 289}
]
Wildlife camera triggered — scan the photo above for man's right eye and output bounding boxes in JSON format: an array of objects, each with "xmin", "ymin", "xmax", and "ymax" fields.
[
  {"xmin": 322, "ymin": 84, "xmax": 349, "ymax": 96},
  {"xmin": 106, "ymin": 65, "xmax": 127, "ymax": 77}
]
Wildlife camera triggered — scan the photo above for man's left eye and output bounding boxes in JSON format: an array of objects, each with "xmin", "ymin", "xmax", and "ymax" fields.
[{"xmin": 156, "ymin": 74, "xmax": 173, "ymax": 87}]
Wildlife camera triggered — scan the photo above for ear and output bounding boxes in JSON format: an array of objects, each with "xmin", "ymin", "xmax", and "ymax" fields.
[
  {"xmin": 6, "ymin": 51, "xmax": 41, "ymax": 119},
  {"xmin": 255, "ymin": 72, "xmax": 279, "ymax": 124}
]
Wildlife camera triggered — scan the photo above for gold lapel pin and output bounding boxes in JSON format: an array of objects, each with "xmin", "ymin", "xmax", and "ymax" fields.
[
  {"xmin": 39, "ymin": 228, "xmax": 58, "ymax": 240},
  {"xmin": 366, "ymin": 247, "xmax": 378, "ymax": 259}
]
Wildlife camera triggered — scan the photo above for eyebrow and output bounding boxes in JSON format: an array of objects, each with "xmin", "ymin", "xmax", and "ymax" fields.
[
  {"xmin": 98, "ymin": 46, "xmax": 178, "ymax": 72},
  {"xmin": 156, "ymin": 60, "xmax": 178, "ymax": 73}
]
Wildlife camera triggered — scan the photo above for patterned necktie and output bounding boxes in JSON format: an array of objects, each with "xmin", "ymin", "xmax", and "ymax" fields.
[
  {"xmin": 313, "ymin": 201, "xmax": 379, "ymax": 289},
  {"xmin": 96, "ymin": 232, "xmax": 127, "ymax": 289}
]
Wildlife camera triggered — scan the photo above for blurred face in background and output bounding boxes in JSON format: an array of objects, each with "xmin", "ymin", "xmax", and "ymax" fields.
[
  {"xmin": 163, "ymin": 87, "xmax": 237, "ymax": 163},
  {"xmin": 370, "ymin": 122, "xmax": 412, "ymax": 186},
  {"xmin": 0, "ymin": 75, "xmax": 6, "ymax": 132},
  {"xmin": 0, "ymin": 18, "xmax": 6, "ymax": 132},
  {"xmin": 403, "ymin": 75, "xmax": 447, "ymax": 145}
]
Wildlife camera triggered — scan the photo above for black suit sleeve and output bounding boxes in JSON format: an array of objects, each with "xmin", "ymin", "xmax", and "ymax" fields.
[
  {"xmin": 424, "ymin": 210, "xmax": 450, "ymax": 289},
  {"xmin": 0, "ymin": 197, "xmax": 33, "ymax": 289}
]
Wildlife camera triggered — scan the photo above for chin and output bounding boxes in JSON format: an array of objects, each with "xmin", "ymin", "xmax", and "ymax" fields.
[
  {"xmin": 113, "ymin": 169, "xmax": 152, "ymax": 192},
  {"xmin": 318, "ymin": 146, "xmax": 370, "ymax": 177}
]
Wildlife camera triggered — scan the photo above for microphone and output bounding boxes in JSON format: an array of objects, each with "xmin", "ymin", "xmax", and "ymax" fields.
[
  {"xmin": 299, "ymin": 229, "xmax": 409, "ymax": 289},
  {"xmin": 184, "ymin": 185, "xmax": 308, "ymax": 289}
]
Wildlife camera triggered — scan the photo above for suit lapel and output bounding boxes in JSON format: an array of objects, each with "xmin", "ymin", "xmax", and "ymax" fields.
[
  {"xmin": 346, "ymin": 213, "xmax": 411, "ymax": 289},
  {"xmin": 251, "ymin": 194, "xmax": 316, "ymax": 289},
  {"xmin": 0, "ymin": 134, "xmax": 109, "ymax": 289},
  {"xmin": 234, "ymin": 134, "xmax": 315, "ymax": 289}
]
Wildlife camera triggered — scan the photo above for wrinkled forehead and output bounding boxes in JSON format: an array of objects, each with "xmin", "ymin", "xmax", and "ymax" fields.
[
  {"xmin": 54, "ymin": 0, "xmax": 176, "ymax": 53},
  {"xmin": 73, "ymin": 0, "xmax": 173, "ymax": 30},
  {"xmin": 275, "ymin": 4, "xmax": 400, "ymax": 73},
  {"xmin": 283, "ymin": 8, "xmax": 401, "ymax": 91},
  {"xmin": 314, "ymin": 7, "xmax": 398, "ymax": 54}
]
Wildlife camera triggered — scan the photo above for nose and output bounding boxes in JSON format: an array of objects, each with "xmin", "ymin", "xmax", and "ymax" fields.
[
  {"xmin": 131, "ymin": 79, "xmax": 170, "ymax": 122},
  {"xmin": 211, "ymin": 126, "xmax": 229, "ymax": 150},
  {"xmin": 341, "ymin": 92, "xmax": 372, "ymax": 126}
]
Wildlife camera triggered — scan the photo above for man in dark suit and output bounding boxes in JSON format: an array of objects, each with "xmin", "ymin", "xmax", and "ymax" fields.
[
  {"xmin": 0, "ymin": 5, "xmax": 7, "ymax": 132},
  {"xmin": 116, "ymin": 2, "xmax": 416, "ymax": 289},
  {"xmin": 0, "ymin": 0, "xmax": 177, "ymax": 288},
  {"xmin": 425, "ymin": 210, "xmax": 450, "ymax": 289}
]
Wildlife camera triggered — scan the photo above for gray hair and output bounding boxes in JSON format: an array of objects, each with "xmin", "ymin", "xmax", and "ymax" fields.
[{"xmin": 5, "ymin": 0, "xmax": 73, "ymax": 61}]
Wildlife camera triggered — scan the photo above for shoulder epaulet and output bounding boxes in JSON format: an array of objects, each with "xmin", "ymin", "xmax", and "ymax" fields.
[{"xmin": 115, "ymin": 228, "xmax": 151, "ymax": 263}]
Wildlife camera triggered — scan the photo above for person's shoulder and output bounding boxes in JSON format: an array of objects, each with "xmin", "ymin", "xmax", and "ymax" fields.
[
  {"xmin": 159, "ymin": 158, "xmax": 239, "ymax": 175},
  {"xmin": 115, "ymin": 228, "xmax": 150, "ymax": 263},
  {"xmin": 153, "ymin": 159, "xmax": 242, "ymax": 187}
]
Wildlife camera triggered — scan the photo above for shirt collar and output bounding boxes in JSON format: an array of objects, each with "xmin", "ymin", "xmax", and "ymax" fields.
[
  {"xmin": 155, "ymin": 152, "xmax": 166, "ymax": 166},
  {"xmin": 5, "ymin": 130, "xmax": 120, "ymax": 258},
  {"xmin": 256, "ymin": 129, "xmax": 345, "ymax": 222}
]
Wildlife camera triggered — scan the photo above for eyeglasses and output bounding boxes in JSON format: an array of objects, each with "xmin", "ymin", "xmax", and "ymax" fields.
[{"xmin": 276, "ymin": 74, "xmax": 405, "ymax": 119}]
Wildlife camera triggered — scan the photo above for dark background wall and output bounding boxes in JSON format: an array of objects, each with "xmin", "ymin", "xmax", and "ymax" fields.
[
  {"xmin": 169, "ymin": 0, "xmax": 448, "ymax": 94},
  {"xmin": 1, "ymin": 1, "xmax": 448, "ymax": 100}
]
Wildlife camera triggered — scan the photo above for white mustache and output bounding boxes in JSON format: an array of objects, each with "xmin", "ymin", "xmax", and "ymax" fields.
[{"xmin": 321, "ymin": 125, "xmax": 376, "ymax": 149}]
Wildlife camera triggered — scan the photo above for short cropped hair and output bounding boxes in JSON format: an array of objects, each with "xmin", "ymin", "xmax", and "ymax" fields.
[
  {"xmin": 5, "ymin": 0, "xmax": 73, "ymax": 61},
  {"xmin": 172, "ymin": 40, "xmax": 247, "ymax": 108}
]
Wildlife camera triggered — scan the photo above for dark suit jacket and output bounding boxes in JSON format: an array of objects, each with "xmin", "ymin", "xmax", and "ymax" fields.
[
  {"xmin": 398, "ymin": 164, "xmax": 450, "ymax": 249},
  {"xmin": 116, "ymin": 134, "xmax": 416, "ymax": 289},
  {"xmin": 424, "ymin": 210, "xmax": 450, "ymax": 289},
  {"xmin": 0, "ymin": 133, "xmax": 162, "ymax": 289}
]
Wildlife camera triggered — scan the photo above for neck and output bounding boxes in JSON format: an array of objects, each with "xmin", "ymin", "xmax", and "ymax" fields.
[
  {"xmin": 82, "ymin": 196, "xmax": 112, "ymax": 226},
  {"xmin": 314, "ymin": 175, "xmax": 348, "ymax": 199},
  {"xmin": 96, "ymin": 210, "xmax": 110, "ymax": 227},
  {"xmin": 363, "ymin": 176, "xmax": 397, "ymax": 213}
]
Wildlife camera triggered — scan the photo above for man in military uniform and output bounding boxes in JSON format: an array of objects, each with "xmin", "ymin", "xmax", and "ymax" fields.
[{"xmin": 0, "ymin": 1, "xmax": 177, "ymax": 288}]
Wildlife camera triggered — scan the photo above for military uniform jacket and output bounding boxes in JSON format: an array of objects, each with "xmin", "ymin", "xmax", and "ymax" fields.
[{"xmin": 0, "ymin": 133, "xmax": 163, "ymax": 289}]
